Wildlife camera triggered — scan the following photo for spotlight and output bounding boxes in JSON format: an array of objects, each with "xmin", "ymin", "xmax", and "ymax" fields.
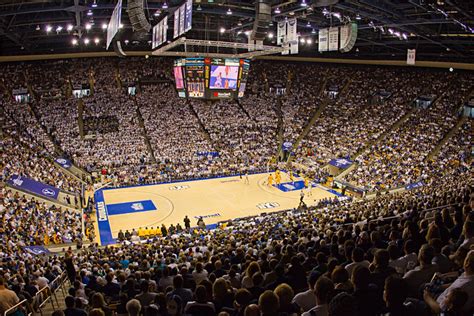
[
  {"xmin": 244, "ymin": 30, "xmax": 251, "ymax": 36},
  {"xmin": 162, "ymin": 2, "xmax": 168, "ymax": 9},
  {"xmin": 311, "ymin": 29, "xmax": 316, "ymax": 34},
  {"xmin": 220, "ymin": 27, "xmax": 226, "ymax": 33},
  {"xmin": 102, "ymin": 23, "xmax": 108, "ymax": 30},
  {"xmin": 46, "ymin": 25, "xmax": 53, "ymax": 33},
  {"xmin": 301, "ymin": 0, "xmax": 307, "ymax": 7},
  {"xmin": 275, "ymin": 7, "xmax": 281, "ymax": 14},
  {"xmin": 72, "ymin": 38, "xmax": 78, "ymax": 45},
  {"xmin": 85, "ymin": 23, "xmax": 92, "ymax": 30},
  {"xmin": 91, "ymin": 0, "xmax": 97, "ymax": 8},
  {"xmin": 87, "ymin": 10, "xmax": 93, "ymax": 16},
  {"xmin": 449, "ymin": 67, "xmax": 453, "ymax": 72},
  {"xmin": 227, "ymin": 8, "xmax": 232, "ymax": 15},
  {"xmin": 402, "ymin": 33, "xmax": 408, "ymax": 40},
  {"xmin": 300, "ymin": 38, "xmax": 306, "ymax": 43},
  {"xmin": 36, "ymin": 25, "xmax": 40, "ymax": 31},
  {"xmin": 306, "ymin": 21, "xmax": 311, "ymax": 27},
  {"xmin": 56, "ymin": 25, "xmax": 63, "ymax": 32},
  {"xmin": 238, "ymin": 21, "xmax": 242, "ymax": 26},
  {"xmin": 307, "ymin": 38, "xmax": 312, "ymax": 44},
  {"xmin": 94, "ymin": 38, "xmax": 100, "ymax": 44},
  {"xmin": 268, "ymin": 32, "xmax": 274, "ymax": 39},
  {"xmin": 154, "ymin": 10, "xmax": 161, "ymax": 16},
  {"xmin": 67, "ymin": 24, "xmax": 74, "ymax": 31},
  {"xmin": 124, "ymin": 39, "xmax": 129, "ymax": 44},
  {"xmin": 84, "ymin": 38, "xmax": 90, "ymax": 45},
  {"xmin": 388, "ymin": 28, "xmax": 394, "ymax": 34},
  {"xmin": 119, "ymin": 23, "xmax": 124, "ymax": 28},
  {"xmin": 333, "ymin": 12, "xmax": 341, "ymax": 19},
  {"xmin": 356, "ymin": 14, "xmax": 361, "ymax": 20},
  {"xmin": 196, "ymin": 5, "xmax": 202, "ymax": 11}
]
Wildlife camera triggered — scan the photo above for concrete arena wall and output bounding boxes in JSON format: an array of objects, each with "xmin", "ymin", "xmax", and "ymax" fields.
[{"xmin": 0, "ymin": 51, "xmax": 473, "ymax": 71}]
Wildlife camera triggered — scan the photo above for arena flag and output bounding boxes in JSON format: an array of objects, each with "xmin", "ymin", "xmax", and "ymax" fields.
[
  {"xmin": 106, "ymin": 0, "xmax": 123, "ymax": 50},
  {"xmin": 329, "ymin": 158, "xmax": 353, "ymax": 169},
  {"xmin": 407, "ymin": 49, "xmax": 416, "ymax": 65},
  {"xmin": 328, "ymin": 27, "xmax": 339, "ymax": 51},
  {"xmin": 318, "ymin": 28, "xmax": 329, "ymax": 52},
  {"xmin": 277, "ymin": 21, "xmax": 286, "ymax": 45},
  {"xmin": 185, "ymin": 0, "xmax": 193, "ymax": 32},
  {"xmin": 55, "ymin": 158, "xmax": 72, "ymax": 169},
  {"xmin": 7, "ymin": 175, "xmax": 60, "ymax": 200},
  {"xmin": 173, "ymin": 7, "xmax": 179, "ymax": 39},
  {"xmin": 179, "ymin": 3, "xmax": 186, "ymax": 36}
]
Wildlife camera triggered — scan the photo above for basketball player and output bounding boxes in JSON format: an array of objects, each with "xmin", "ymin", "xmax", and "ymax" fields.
[
  {"xmin": 275, "ymin": 170, "xmax": 281, "ymax": 185},
  {"xmin": 289, "ymin": 170, "xmax": 295, "ymax": 184},
  {"xmin": 268, "ymin": 174, "xmax": 274, "ymax": 186},
  {"xmin": 304, "ymin": 176, "xmax": 312, "ymax": 196},
  {"xmin": 245, "ymin": 172, "xmax": 250, "ymax": 185}
]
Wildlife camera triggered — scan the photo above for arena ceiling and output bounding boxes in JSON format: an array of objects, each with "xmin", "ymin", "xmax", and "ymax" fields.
[{"xmin": 0, "ymin": 0, "xmax": 473, "ymax": 62}]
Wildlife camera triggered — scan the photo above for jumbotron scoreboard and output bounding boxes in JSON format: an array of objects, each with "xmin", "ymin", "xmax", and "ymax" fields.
[{"xmin": 173, "ymin": 58, "xmax": 250, "ymax": 100}]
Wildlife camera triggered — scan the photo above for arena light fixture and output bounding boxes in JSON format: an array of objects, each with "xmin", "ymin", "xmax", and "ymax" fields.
[
  {"xmin": 300, "ymin": 38, "xmax": 306, "ymax": 43},
  {"xmin": 227, "ymin": 8, "xmax": 232, "ymax": 15},
  {"xmin": 220, "ymin": 27, "xmax": 226, "ymax": 33},
  {"xmin": 36, "ymin": 25, "xmax": 40, "ymax": 31},
  {"xmin": 84, "ymin": 38, "xmax": 90, "ymax": 44},
  {"xmin": 356, "ymin": 14, "xmax": 361, "ymax": 20},
  {"xmin": 94, "ymin": 38, "xmax": 100, "ymax": 44},
  {"xmin": 46, "ymin": 25, "xmax": 53, "ymax": 33},
  {"xmin": 91, "ymin": 0, "xmax": 97, "ymax": 8},
  {"xmin": 196, "ymin": 5, "xmax": 202, "ymax": 11},
  {"xmin": 67, "ymin": 24, "xmax": 74, "ymax": 31},
  {"xmin": 87, "ymin": 10, "xmax": 93, "ymax": 16},
  {"xmin": 237, "ymin": 21, "xmax": 242, "ymax": 26},
  {"xmin": 307, "ymin": 38, "xmax": 312, "ymax": 44},
  {"xmin": 244, "ymin": 30, "xmax": 251, "ymax": 36},
  {"xmin": 402, "ymin": 33, "xmax": 408, "ymax": 40},
  {"xmin": 85, "ymin": 23, "xmax": 92, "ymax": 30},
  {"xmin": 102, "ymin": 23, "xmax": 107, "ymax": 30},
  {"xmin": 449, "ymin": 67, "xmax": 454, "ymax": 72},
  {"xmin": 306, "ymin": 21, "xmax": 311, "ymax": 27},
  {"xmin": 124, "ymin": 39, "xmax": 130, "ymax": 44},
  {"xmin": 274, "ymin": 7, "xmax": 281, "ymax": 14},
  {"xmin": 72, "ymin": 38, "xmax": 78, "ymax": 45},
  {"xmin": 300, "ymin": 0, "xmax": 307, "ymax": 7},
  {"xmin": 56, "ymin": 25, "xmax": 63, "ymax": 32},
  {"xmin": 268, "ymin": 32, "xmax": 274, "ymax": 39},
  {"xmin": 311, "ymin": 28, "xmax": 316, "ymax": 34},
  {"xmin": 162, "ymin": 2, "xmax": 168, "ymax": 9},
  {"xmin": 119, "ymin": 23, "xmax": 124, "ymax": 28}
]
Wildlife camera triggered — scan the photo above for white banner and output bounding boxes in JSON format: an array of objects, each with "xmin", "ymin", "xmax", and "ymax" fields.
[
  {"xmin": 407, "ymin": 49, "xmax": 416, "ymax": 65},
  {"xmin": 277, "ymin": 21, "xmax": 286, "ymax": 45},
  {"xmin": 185, "ymin": 0, "xmax": 193, "ymax": 32},
  {"xmin": 152, "ymin": 24, "xmax": 158, "ymax": 49},
  {"xmin": 287, "ymin": 18, "xmax": 298, "ymax": 55},
  {"xmin": 318, "ymin": 28, "xmax": 328, "ymax": 52},
  {"xmin": 162, "ymin": 16, "xmax": 168, "ymax": 45},
  {"xmin": 106, "ymin": 0, "xmax": 122, "ymax": 50},
  {"xmin": 328, "ymin": 27, "xmax": 339, "ymax": 51},
  {"xmin": 179, "ymin": 4, "xmax": 185, "ymax": 36},
  {"xmin": 173, "ymin": 9, "xmax": 179, "ymax": 39},
  {"xmin": 340, "ymin": 24, "xmax": 349, "ymax": 49}
]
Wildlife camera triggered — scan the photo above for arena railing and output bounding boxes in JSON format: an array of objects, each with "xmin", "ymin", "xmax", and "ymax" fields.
[{"xmin": 3, "ymin": 299, "xmax": 31, "ymax": 316}]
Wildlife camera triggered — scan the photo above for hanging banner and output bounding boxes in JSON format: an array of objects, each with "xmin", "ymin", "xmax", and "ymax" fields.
[
  {"xmin": 106, "ymin": 0, "xmax": 123, "ymax": 50},
  {"xmin": 340, "ymin": 24, "xmax": 349, "ymax": 49},
  {"xmin": 173, "ymin": 9, "xmax": 180, "ymax": 38},
  {"xmin": 287, "ymin": 18, "xmax": 298, "ymax": 55},
  {"xmin": 185, "ymin": 0, "xmax": 193, "ymax": 32},
  {"xmin": 162, "ymin": 16, "xmax": 168, "ymax": 45},
  {"xmin": 318, "ymin": 28, "xmax": 328, "ymax": 52},
  {"xmin": 7, "ymin": 175, "xmax": 60, "ymax": 200},
  {"xmin": 179, "ymin": 4, "xmax": 186, "ymax": 35},
  {"xmin": 277, "ymin": 21, "xmax": 286, "ymax": 45},
  {"xmin": 328, "ymin": 27, "xmax": 339, "ymax": 51},
  {"xmin": 407, "ymin": 49, "xmax": 416, "ymax": 65}
]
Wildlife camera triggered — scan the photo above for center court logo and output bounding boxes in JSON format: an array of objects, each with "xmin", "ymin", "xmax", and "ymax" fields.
[
  {"xmin": 169, "ymin": 185, "xmax": 190, "ymax": 191},
  {"xmin": 257, "ymin": 202, "xmax": 280, "ymax": 209},
  {"xmin": 97, "ymin": 202, "xmax": 108, "ymax": 221}
]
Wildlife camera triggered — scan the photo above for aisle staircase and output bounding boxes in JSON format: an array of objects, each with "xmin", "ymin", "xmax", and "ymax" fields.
[
  {"xmin": 235, "ymin": 99, "xmax": 254, "ymax": 122},
  {"xmin": 133, "ymin": 96, "xmax": 157, "ymax": 163},
  {"xmin": 187, "ymin": 100, "xmax": 217, "ymax": 149},
  {"xmin": 426, "ymin": 116, "xmax": 469, "ymax": 161},
  {"xmin": 275, "ymin": 96, "xmax": 284, "ymax": 158},
  {"xmin": 78, "ymin": 99, "xmax": 85, "ymax": 139}
]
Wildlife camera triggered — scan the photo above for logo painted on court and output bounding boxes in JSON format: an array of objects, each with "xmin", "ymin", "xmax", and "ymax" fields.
[
  {"xmin": 131, "ymin": 203, "xmax": 144, "ymax": 211},
  {"xmin": 257, "ymin": 202, "xmax": 280, "ymax": 209},
  {"xmin": 169, "ymin": 185, "xmax": 190, "ymax": 191},
  {"xmin": 97, "ymin": 202, "xmax": 108, "ymax": 221}
]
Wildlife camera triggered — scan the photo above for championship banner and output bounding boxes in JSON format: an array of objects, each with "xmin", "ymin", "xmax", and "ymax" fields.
[
  {"xmin": 55, "ymin": 158, "xmax": 72, "ymax": 169},
  {"xmin": 106, "ymin": 0, "xmax": 123, "ymax": 50},
  {"xmin": 318, "ymin": 28, "xmax": 328, "ymax": 52},
  {"xmin": 340, "ymin": 24, "xmax": 349, "ymax": 49},
  {"xmin": 152, "ymin": 23, "xmax": 159, "ymax": 49},
  {"xmin": 407, "ymin": 49, "xmax": 416, "ymax": 65},
  {"xmin": 179, "ymin": 4, "xmax": 186, "ymax": 36},
  {"xmin": 287, "ymin": 18, "xmax": 298, "ymax": 55},
  {"xmin": 328, "ymin": 27, "xmax": 339, "ymax": 51},
  {"xmin": 7, "ymin": 175, "xmax": 60, "ymax": 200},
  {"xmin": 23, "ymin": 246, "xmax": 50, "ymax": 255},
  {"xmin": 173, "ymin": 8, "xmax": 179, "ymax": 38},
  {"xmin": 185, "ymin": 0, "xmax": 193, "ymax": 32},
  {"xmin": 162, "ymin": 16, "xmax": 168, "ymax": 45},
  {"xmin": 329, "ymin": 158, "xmax": 353, "ymax": 169},
  {"xmin": 277, "ymin": 21, "xmax": 286, "ymax": 45}
]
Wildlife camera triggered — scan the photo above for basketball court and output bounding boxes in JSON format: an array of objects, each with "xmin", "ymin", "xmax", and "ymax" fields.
[{"xmin": 93, "ymin": 171, "xmax": 338, "ymax": 245}]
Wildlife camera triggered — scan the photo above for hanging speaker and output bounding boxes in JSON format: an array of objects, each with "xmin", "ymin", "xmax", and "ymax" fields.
[
  {"xmin": 127, "ymin": 0, "xmax": 151, "ymax": 33},
  {"xmin": 251, "ymin": 0, "xmax": 271, "ymax": 41}
]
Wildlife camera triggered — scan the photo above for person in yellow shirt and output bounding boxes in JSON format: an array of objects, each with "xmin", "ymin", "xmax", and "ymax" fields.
[
  {"xmin": 138, "ymin": 227, "xmax": 145, "ymax": 238},
  {"xmin": 144, "ymin": 227, "xmax": 150, "ymax": 238},
  {"xmin": 275, "ymin": 170, "xmax": 281, "ymax": 185},
  {"xmin": 289, "ymin": 171, "xmax": 294, "ymax": 184},
  {"xmin": 268, "ymin": 174, "xmax": 274, "ymax": 186}
]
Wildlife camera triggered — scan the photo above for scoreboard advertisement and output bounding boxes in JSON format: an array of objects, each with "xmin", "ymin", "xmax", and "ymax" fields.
[{"xmin": 173, "ymin": 58, "xmax": 250, "ymax": 99}]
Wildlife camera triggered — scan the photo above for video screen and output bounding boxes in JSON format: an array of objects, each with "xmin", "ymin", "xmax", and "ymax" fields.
[
  {"xmin": 174, "ymin": 66, "xmax": 184, "ymax": 89},
  {"xmin": 209, "ymin": 65, "xmax": 239, "ymax": 89}
]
